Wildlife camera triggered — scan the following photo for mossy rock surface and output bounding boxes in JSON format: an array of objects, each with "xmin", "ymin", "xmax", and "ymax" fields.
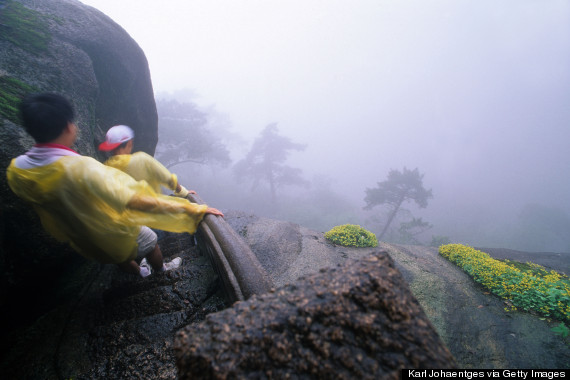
[
  {"xmin": 227, "ymin": 212, "xmax": 570, "ymax": 369},
  {"xmin": 0, "ymin": 0, "xmax": 52, "ymax": 55},
  {"xmin": 382, "ymin": 243, "xmax": 570, "ymax": 369},
  {"xmin": 0, "ymin": 76, "xmax": 38, "ymax": 124}
]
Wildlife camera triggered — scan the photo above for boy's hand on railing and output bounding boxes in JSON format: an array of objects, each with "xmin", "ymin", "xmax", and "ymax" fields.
[{"xmin": 206, "ymin": 207, "xmax": 224, "ymax": 217}]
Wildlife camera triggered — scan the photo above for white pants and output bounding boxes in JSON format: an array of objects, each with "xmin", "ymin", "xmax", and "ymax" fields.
[{"xmin": 136, "ymin": 226, "xmax": 158, "ymax": 259}]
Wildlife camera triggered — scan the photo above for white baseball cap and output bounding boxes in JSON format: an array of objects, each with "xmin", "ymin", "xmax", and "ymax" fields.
[{"xmin": 98, "ymin": 125, "xmax": 134, "ymax": 151}]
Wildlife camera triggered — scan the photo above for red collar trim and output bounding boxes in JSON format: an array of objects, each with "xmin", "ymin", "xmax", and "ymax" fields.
[{"xmin": 34, "ymin": 143, "xmax": 79, "ymax": 154}]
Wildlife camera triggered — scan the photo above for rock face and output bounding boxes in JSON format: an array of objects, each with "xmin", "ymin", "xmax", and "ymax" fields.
[
  {"xmin": 225, "ymin": 211, "xmax": 379, "ymax": 288},
  {"xmin": 0, "ymin": 0, "xmax": 157, "ymax": 338},
  {"xmin": 175, "ymin": 250, "xmax": 457, "ymax": 379},
  {"xmin": 0, "ymin": 232, "xmax": 226, "ymax": 379},
  {"xmin": 225, "ymin": 212, "xmax": 570, "ymax": 369}
]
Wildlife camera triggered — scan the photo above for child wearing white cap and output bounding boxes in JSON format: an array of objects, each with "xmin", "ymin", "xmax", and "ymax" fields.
[
  {"xmin": 99, "ymin": 125, "xmax": 193, "ymax": 198},
  {"xmin": 99, "ymin": 124, "xmax": 206, "ymax": 275}
]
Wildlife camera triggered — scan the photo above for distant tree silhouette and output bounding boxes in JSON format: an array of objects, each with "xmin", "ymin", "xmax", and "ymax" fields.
[
  {"xmin": 364, "ymin": 167, "xmax": 433, "ymax": 241},
  {"xmin": 155, "ymin": 98, "xmax": 231, "ymax": 169},
  {"xmin": 398, "ymin": 217, "xmax": 433, "ymax": 245},
  {"xmin": 234, "ymin": 123, "xmax": 308, "ymax": 203}
]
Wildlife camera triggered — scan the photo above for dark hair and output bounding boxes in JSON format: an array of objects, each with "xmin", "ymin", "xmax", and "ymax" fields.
[
  {"xmin": 19, "ymin": 93, "xmax": 75, "ymax": 143},
  {"xmin": 116, "ymin": 140, "xmax": 130, "ymax": 150}
]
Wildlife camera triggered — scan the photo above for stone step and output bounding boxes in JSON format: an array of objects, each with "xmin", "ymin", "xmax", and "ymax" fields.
[{"xmin": 0, "ymin": 232, "xmax": 228, "ymax": 380}]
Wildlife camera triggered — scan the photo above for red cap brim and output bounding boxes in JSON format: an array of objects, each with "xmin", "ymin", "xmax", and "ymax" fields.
[{"xmin": 98, "ymin": 141, "xmax": 122, "ymax": 151}]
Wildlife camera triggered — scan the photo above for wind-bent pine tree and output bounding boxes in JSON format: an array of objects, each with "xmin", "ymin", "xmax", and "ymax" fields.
[
  {"xmin": 364, "ymin": 167, "xmax": 433, "ymax": 241},
  {"xmin": 234, "ymin": 123, "xmax": 308, "ymax": 203},
  {"xmin": 155, "ymin": 98, "xmax": 231, "ymax": 169}
]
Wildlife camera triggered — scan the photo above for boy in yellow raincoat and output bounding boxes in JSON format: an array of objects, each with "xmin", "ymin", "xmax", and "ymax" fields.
[
  {"xmin": 99, "ymin": 124, "xmax": 193, "ymax": 198},
  {"xmin": 6, "ymin": 93, "xmax": 224, "ymax": 278},
  {"xmin": 99, "ymin": 124, "xmax": 196, "ymax": 244}
]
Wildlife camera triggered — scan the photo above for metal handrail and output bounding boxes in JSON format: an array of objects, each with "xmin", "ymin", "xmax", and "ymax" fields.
[{"xmin": 187, "ymin": 193, "xmax": 273, "ymax": 303}]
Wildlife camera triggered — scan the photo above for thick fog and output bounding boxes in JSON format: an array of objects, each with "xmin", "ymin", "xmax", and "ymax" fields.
[{"xmin": 81, "ymin": 0, "xmax": 570, "ymax": 252}]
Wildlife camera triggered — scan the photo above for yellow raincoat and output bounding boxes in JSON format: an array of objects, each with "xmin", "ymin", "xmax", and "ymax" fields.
[
  {"xmin": 6, "ymin": 155, "xmax": 208, "ymax": 264},
  {"xmin": 104, "ymin": 151, "xmax": 178, "ymax": 194}
]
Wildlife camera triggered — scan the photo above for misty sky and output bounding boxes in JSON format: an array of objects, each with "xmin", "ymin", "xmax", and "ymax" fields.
[{"xmin": 80, "ymin": 0, "xmax": 570, "ymax": 241}]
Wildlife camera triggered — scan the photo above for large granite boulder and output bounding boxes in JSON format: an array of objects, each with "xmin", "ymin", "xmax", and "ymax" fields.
[
  {"xmin": 224, "ymin": 212, "xmax": 570, "ymax": 369},
  {"xmin": 0, "ymin": 0, "xmax": 157, "ymax": 346},
  {"xmin": 175, "ymin": 250, "xmax": 457, "ymax": 378},
  {"xmin": 225, "ymin": 210, "xmax": 379, "ymax": 288}
]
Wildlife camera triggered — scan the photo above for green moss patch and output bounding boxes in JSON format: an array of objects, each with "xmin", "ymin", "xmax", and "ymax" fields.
[
  {"xmin": 325, "ymin": 224, "xmax": 378, "ymax": 248},
  {"xmin": 0, "ymin": 0, "xmax": 51, "ymax": 54},
  {"xmin": 0, "ymin": 76, "xmax": 37, "ymax": 124}
]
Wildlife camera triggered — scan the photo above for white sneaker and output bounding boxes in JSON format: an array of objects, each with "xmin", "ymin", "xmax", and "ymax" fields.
[
  {"xmin": 161, "ymin": 257, "xmax": 182, "ymax": 272},
  {"xmin": 139, "ymin": 258, "xmax": 152, "ymax": 277},
  {"xmin": 139, "ymin": 266, "xmax": 151, "ymax": 278}
]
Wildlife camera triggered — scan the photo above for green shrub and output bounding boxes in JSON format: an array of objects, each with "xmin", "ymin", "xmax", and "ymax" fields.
[
  {"xmin": 439, "ymin": 244, "xmax": 570, "ymax": 323},
  {"xmin": 324, "ymin": 224, "xmax": 378, "ymax": 248}
]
